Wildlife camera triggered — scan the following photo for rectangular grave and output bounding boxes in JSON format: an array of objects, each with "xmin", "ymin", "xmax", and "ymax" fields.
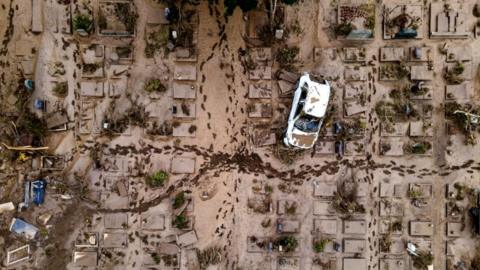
[
  {"xmin": 344, "ymin": 66, "xmax": 368, "ymax": 81},
  {"xmin": 380, "ymin": 47, "xmax": 405, "ymax": 62},
  {"xmin": 409, "ymin": 121, "xmax": 433, "ymax": 137},
  {"xmin": 343, "ymin": 239, "xmax": 366, "ymax": 253},
  {"xmin": 313, "ymin": 201, "xmax": 334, "ymax": 216},
  {"xmin": 344, "ymin": 100, "xmax": 367, "ymax": 117},
  {"xmin": 80, "ymin": 82, "xmax": 104, "ymax": 97},
  {"xmin": 343, "ymin": 47, "xmax": 366, "ymax": 62},
  {"xmin": 104, "ymin": 213, "xmax": 128, "ymax": 229},
  {"xmin": 445, "ymin": 83, "xmax": 472, "ymax": 100},
  {"xmin": 380, "ymin": 139, "xmax": 405, "ymax": 156},
  {"xmin": 172, "ymin": 122, "xmax": 196, "ymax": 137},
  {"xmin": 380, "ymin": 201, "xmax": 404, "ymax": 217},
  {"xmin": 379, "ymin": 258, "xmax": 406, "ymax": 270},
  {"xmin": 343, "ymin": 220, "xmax": 366, "ymax": 234},
  {"xmin": 344, "ymin": 82, "xmax": 367, "ymax": 99},
  {"xmin": 174, "ymin": 64, "xmax": 197, "ymax": 81},
  {"xmin": 249, "ymin": 66, "xmax": 272, "ymax": 80},
  {"xmin": 315, "ymin": 141, "xmax": 335, "ymax": 155},
  {"xmin": 173, "ymin": 82, "xmax": 196, "ymax": 99},
  {"xmin": 343, "ymin": 258, "xmax": 366, "ymax": 270},
  {"xmin": 172, "ymin": 102, "xmax": 196, "ymax": 118},
  {"xmin": 249, "ymin": 82, "xmax": 272, "ymax": 98},
  {"xmin": 410, "ymin": 221, "xmax": 434, "ymax": 236},
  {"xmin": 410, "ymin": 66, "xmax": 433, "ymax": 80},
  {"xmin": 313, "ymin": 181, "xmax": 337, "ymax": 197},
  {"xmin": 171, "ymin": 156, "xmax": 195, "ymax": 174},
  {"xmin": 314, "ymin": 219, "xmax": 337, "ymax": 235},
  {"xmin": 381, "ymin": 122, "xmax": 409, "ymax": 137},
  {"xmin": 409, "ymin": 47, "xmax": 433, "ymax": 62},
  {"xmin": 102, "ymin": 233, "xmax": 127, "ymax": 248}
]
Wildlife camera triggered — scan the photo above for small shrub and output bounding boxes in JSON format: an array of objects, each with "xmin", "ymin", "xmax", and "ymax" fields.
[
  {"xmin": 285, "ymin": 201, "xmax": 297, "ymax": 214},
  {"xmin": 145, "ymin": 27, "xmax": 170, "ymax": 57},
  {"xmin": 474, "ymin": 4, "xmax": 480, "ymax": 17},
  {"xmin": 146, "ymin": 170, "xmax": 169, "ymax": 187},
  {"xmin": 52, "ymin": 82, "xmax": 68, "ymax": 97},
  {"xmin": 114, "ymin": 2, "xmax": 137, "ymax": 34},
  {"xmin": 274, "ymin": 236, "xmax": 298, "ymax": 252},
  {"xmin": 173, "ymin": 191, "xmax": 186, "ymax": 209},
  {"xmin": 444, "ymin": 66, "xmax": 465, "ymax": 84},
  {"xmin": 332, "ymin": 181, "xmax": 365, "ymax": 217},
  {"xmin": 17, "ymin": 111, "xmax": 47, "ymax": 139},
  {"xmin": 258, "ymin": 25, "xmax": 276, "ymax": 46},
  {"xmin": 289, "ymin": 19, "xmax": 302, "ymax": 36},
  {"xmin": 197, "ymin": 246, "xmax": 223, "ymax": 269},
  {"xmin": 188, "ymin": 125, "xmax": 197, "ymax": 134},
  {"xmin": 334, "ymin": 22, "xmax": 355, "ymax": 36},
  {"xmin": 276, "ymin": 46, "xmax": 299, "ymax": 69},
  {"xmin": 313, "ymin": 239, "xmax": 330, "ymax": 253},
  {"xmin": 98, "ymin": 10, "xmax": 107, "ymax": 30},
  {"xmin": 73, "ymin": 14, "xmax": 93, "ymax": 33},
  {"xmin": 408, "ymin": 189, "xmax": 423, "ymax": 199},
  {"xmin": 379, "ymin": 235, "xmax": 391, "ymax": 252},
  {"xmin": 116, "ymin": 46, "xmax": 132, "ymax": 58},
  {"xmin": 391, "ymin": 220, "xmax": 402, "ymax": 232},
  {"xmin": 471, "ymin": 243, "xmax": 480, "ymax": 269},
  {"xmin": 151, "ymin": 253, "xmax": 161, "ymax": 264},
  {"xmin": 365, "ymin": 15, "xmax": 375, "ymax": 30},
  {"xmin": 173, "ymin": 213, "xmax": 189, "ymax": 229},
  {"xmin": 144, "ymin": 79, "xmax": 167, "ymax": 93},
  {"xmin": 407, "ymin": 141, "xmax": 431, "ymax": 154},
  {"xmin": 452, "ymin": 62, "xmax": 465, "ymax": 75},
  {"xmin": 412, "ymin": 251, "xmax": 434, "ymax": 269},
  {"xmin": 83, "ymin": 63, "xmax": 100, "ymax": 74}
]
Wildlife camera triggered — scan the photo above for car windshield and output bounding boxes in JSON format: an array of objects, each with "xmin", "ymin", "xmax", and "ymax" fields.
[{"xmin": 294, "ymin": 115, "xmax": 321, "ymax": 132}]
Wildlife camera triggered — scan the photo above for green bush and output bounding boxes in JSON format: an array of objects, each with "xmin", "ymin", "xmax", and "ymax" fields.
[
  {"xmin": 83, "ymin": 63, "xmax": 100, "ymax": 74},
  {"xmin": 114, "ymin": 2, "xmax": 137, "ymax": 34},
  {"xmin": 452, "ymin": 62, "xmax": 465, "ymax": 75},
  {"xmin": 73, "ymin": 14, "xmax": 93, "ymax": 33},
  {"xmin": 146, "ymin": 170, "xmax": 169, "ymax": 187},
  {"xmin": 145, "ymin": 27, "xmax": 169, "ymax": 57},
  {"xmin": 173, "ymin": 191, "xmax": 186, "ymax": 209},
  {"xmin": 274, "ymin": 236, "xmax": 298, "ymax": 252},
  {"xmin": 334, "ymin": 22, "xmax": 354, "ymax": 36},
  {"xmin": 408, "ymin": 141, "xmax": 431, "ymax": 154},
  {"xmin": 412, "ymin": 251, "xmax": 433, "ymax": 269},
  {"xmin": 276, "ymin": 46, "xmax": 299, "ymax": 69},
  {"xmin": 18, "ymin": 111, "xmax": 47, "ymax": 139},
  {"xmin": 173, "ymin": 213, "xmax": 189, "ymax": 229},
  {"xmin": 144, "ymin": 79, "xmax": 167, "ymax": 93},
  {"xmin": 365, "ymin": 15, "xmax": 375, "ymax": 30},
  {"xmin": 313, "ymin": 239, "xmax": 330, "ymax": 253}
]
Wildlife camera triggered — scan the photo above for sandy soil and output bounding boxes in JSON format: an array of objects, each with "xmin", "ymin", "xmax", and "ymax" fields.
[{"xmin": 2, "ymin": 0, "xmax": 480, "ymax": 270}]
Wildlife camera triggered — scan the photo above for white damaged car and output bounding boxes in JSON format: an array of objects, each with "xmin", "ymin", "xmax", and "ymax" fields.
[{"xmin": 283, "ymin": 74, "xmax": 331, "ymax": 149}]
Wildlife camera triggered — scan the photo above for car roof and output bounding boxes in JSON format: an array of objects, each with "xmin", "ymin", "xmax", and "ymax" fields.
[{"xmin": 303, "ymin": 82, "xmax": 330, "ymax": 118}]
